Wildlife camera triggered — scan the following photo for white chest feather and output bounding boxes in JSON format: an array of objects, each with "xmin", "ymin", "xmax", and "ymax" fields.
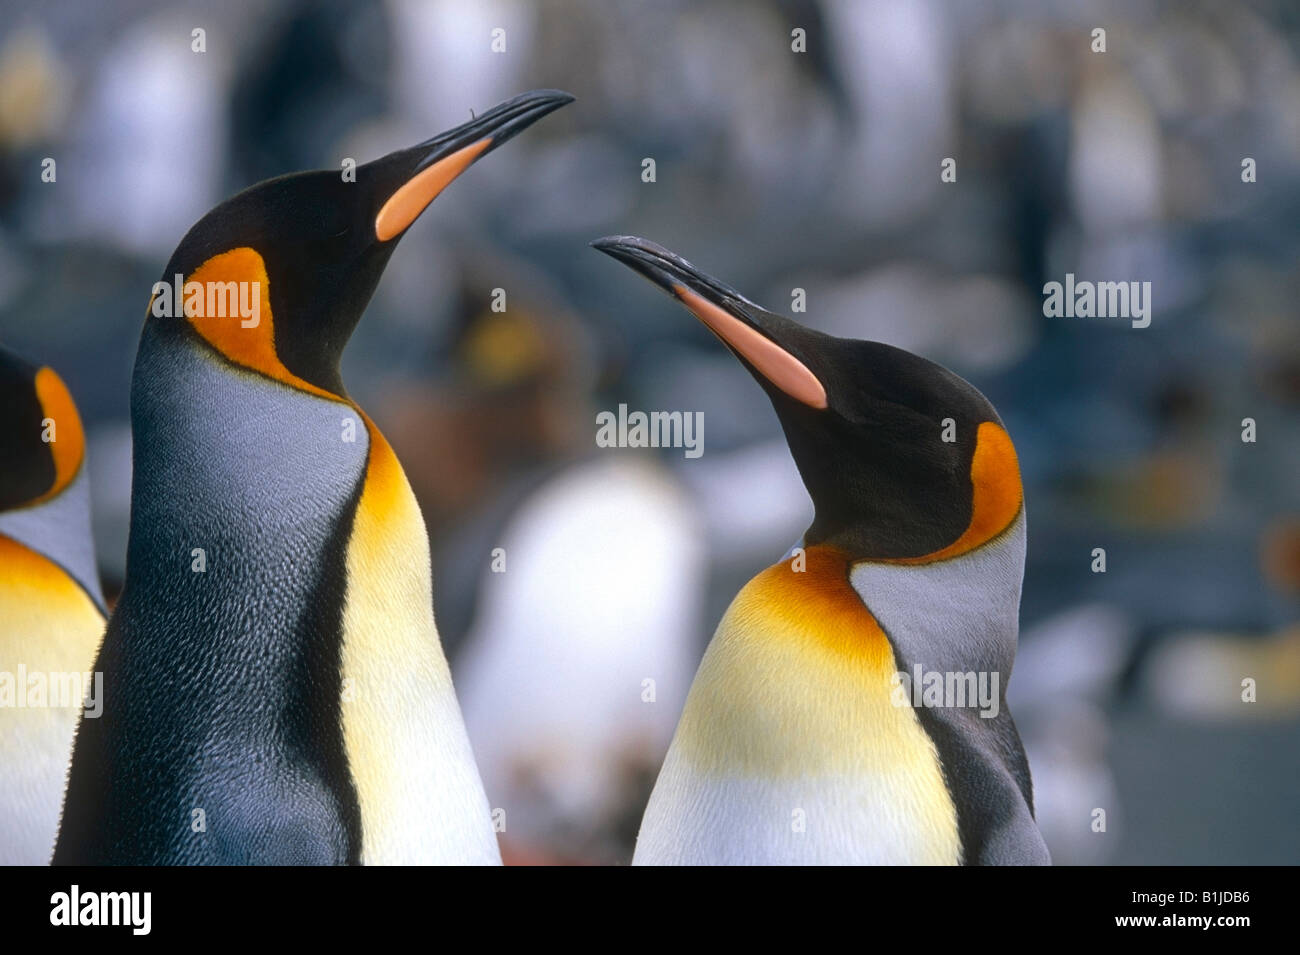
[{"xmin": 339, "ymin": 431, "xmax": 501, "ymax": 865}]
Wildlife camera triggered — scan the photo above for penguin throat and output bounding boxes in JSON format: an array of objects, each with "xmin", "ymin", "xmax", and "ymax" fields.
[
  {"xmin": 175, "ymin": 247, "xmax": 346, "ymax": 402},
  {"xmin": 796, "ymin": 421, "xmax": 1022, "ymax": 564}
]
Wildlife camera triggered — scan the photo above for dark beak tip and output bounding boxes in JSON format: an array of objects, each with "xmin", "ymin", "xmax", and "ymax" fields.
[
  {"xmin": 400, "ymin": 88, "xmax": 575, "ymax": 169},
  {"xmin": 538, "ymin": 88, "xmax": 576, "ymax": 106},
  {"xmin": 590, "ymin": 235, "xmax": 634, "ymax": 255},
  {"xmin": 589, "ymin": 234, "xmax": 670, "ymax": 261},
  {"xmin": 592, "ymin": 236, "xmax": 753, "ymax": 317},
  {"xmin": 590, "ymin": 236, "xmax": 685, "ymax": 300},
  {"xmin": 515, "ymin": 89, "xmax": 575, "ymax": 118},
  {"xmin": 516, "ymin": 88, "xmax": 576, "ymax": 116}
]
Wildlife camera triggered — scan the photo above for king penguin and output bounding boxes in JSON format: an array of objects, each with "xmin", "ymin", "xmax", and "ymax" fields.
[
  {"xmin": 0, "ymin": 347, "xmax": 106, "ymax": 864},
  {"xmin": 593, "ymin": 236, "xmax": 1050, "ymax": 866},
  {"xmin": 53, "ymin": 90, "xmax": 573, "ymax": 865}
]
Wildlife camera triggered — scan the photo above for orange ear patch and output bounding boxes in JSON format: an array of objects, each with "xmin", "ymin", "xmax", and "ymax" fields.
[
  {"xmin": 182, "ymin": 247, "xmax": 336, "ymax": 400},
  {"xmin": 891, "ymin": 420, "xmax": 1023, "ymax": 564},
  {"xmin": 29, "ymin": 367, "xmax": 84, "ymax": 504}
]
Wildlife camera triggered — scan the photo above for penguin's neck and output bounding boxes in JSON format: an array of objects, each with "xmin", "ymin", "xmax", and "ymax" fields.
[
  {"xmin": 848, "ymin": 510, "xmax": 1026, "ymax": 680},
  {"xmin": 127, "ymin": 324, "xmax": 370, "ymax": 607},
  {"xmin": 0, "ymin": 469, "xmax": 105, "ymax": 616},
  {"xmin": 126, "ymin": 320, "xmax": 453, "ymax": 706},
  {"xmin": 126, "ymin": 324, "xmax": 497, "ymax": 863},
  {"xmin": 670, "ymin": 546, "xmax": 924, "ymax": 776},
  {"xmin": 637, "ymin": 519, "xmax": 1027, "ymax": 864},
  {"xmin": 636, "ymin": 544, "xmax": 963, "ymax": 863}
]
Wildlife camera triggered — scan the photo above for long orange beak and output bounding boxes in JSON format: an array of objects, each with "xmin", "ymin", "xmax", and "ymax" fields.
[{"xmin": 369, "ymin": 89, "xmax": 574, "ymax": 242}]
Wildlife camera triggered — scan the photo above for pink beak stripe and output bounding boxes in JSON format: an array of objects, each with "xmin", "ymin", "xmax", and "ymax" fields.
[{"xmin": 674, "ymin": 285, "xmax": 828, "ymax": 410}]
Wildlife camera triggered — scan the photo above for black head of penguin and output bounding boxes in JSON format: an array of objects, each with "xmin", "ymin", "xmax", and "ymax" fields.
[
  {"xmin": 592, "ymin": 236, "xmax": 1023, "ymax": 562},
  {"xmin": 152, "ymin": 90, "xmax": 573, "ymax": 397},
  {"xmin": 0, "ymin": 347, "xmax": 87, "ymax": 512},
  {"xmin": 0, "ymin": 348, "xmax": 55, "ymax": 510}
]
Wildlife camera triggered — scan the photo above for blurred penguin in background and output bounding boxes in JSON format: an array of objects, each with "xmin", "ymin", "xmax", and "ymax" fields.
[{"xmin": 377, "ymin": 256, "xmax": 708, "ymax": 864}]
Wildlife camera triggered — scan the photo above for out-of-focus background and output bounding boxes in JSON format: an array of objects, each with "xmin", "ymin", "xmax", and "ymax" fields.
[{"xmin": 1, "ymin": 0, "xmax": 1296, "ymax": 864}]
